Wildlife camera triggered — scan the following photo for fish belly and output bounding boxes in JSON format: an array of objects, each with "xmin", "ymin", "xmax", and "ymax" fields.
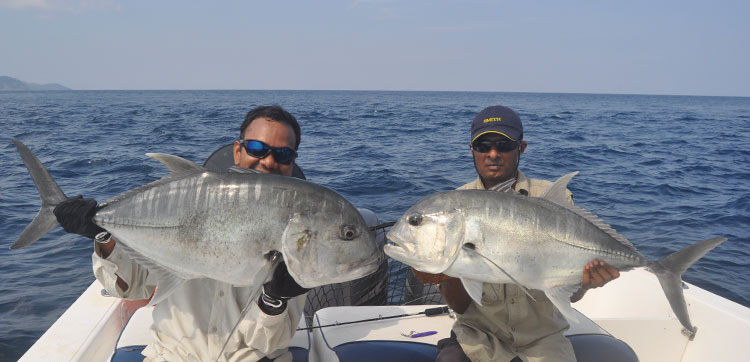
[{"xmin": 95, "ymin": 173, "xmax": 284, "ymax": 285}]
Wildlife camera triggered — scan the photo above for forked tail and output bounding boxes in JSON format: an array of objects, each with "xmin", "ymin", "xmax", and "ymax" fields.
[
  {"xmin": 10, "ymin": 139, "xmax": 68, "ymax": 249},
  {"xmin": 650, "ymin": 237, "xmax": 727, "ymax": 339}
]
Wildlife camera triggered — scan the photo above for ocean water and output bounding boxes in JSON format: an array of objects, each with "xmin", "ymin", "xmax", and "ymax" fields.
[{"xmin": 1, "ymin": 90, "xmax": 748, "ymax": 360}]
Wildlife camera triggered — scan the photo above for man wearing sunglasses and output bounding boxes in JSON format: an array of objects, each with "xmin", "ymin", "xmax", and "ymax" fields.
[
  {"xmin": 232, "ymin": 107, "xmax": 300, "ymax": 175},
  {"xmin": 418, "ymin": 105, "xmax": 620, "ymax": 362},
  {"xmin": 53, "ymin": 105, "xmax": 309, "ymax": 361}
]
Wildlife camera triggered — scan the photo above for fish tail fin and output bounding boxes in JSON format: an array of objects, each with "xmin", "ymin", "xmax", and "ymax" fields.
[
  {"xmin": 11, "ymin": 139, "xmax": 68, "ymax": 249},
  {"xmin": 649, "ymin": 237, "xmax": 727, "ymax": 339}
]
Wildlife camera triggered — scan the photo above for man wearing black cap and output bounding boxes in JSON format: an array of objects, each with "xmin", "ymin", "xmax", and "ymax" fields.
[{"xmin": 420, "ymin": 106, "xmax": 620, "ymax": 362}]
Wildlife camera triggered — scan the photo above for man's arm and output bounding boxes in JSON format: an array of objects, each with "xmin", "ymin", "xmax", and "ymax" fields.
[
  {"xmin": 437, "ymin": 262, "xmax": 618, "ymax": 306},
  {"xmin": 439, "ymin": 277, "xmax": 472, "ymax": 314},
  {"xmin": 414, "ymin": 261, "xmax": 618, "ymax": 307},
  {"xmin": 571, "ymin": 259, "xmax": 620, "ymax": 303},
  {"xmin": 237, "ymin": 261, "xmax": 309, "ymax": 359},
  {"xmin": 93, "ymin": 237, "xmax": 130, "ymax": 292},
  {"xmin": 242, "ymin": 293, "xmax": 307, "ymax": 358},
  {"xmin": 55, "ymin": 197, "xmax": 153, "ymax": 298},
  {"xmin": 257, "ymin": 261, "xmax": 310, "ymax": 316},
  {"xmin": 412, "ymin": 270, "xmax": 472, "ymax": 314}
]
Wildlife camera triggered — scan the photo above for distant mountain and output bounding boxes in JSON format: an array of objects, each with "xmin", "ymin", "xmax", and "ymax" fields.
[{"xmin": 0, "ymin": 76, "xmax": 71, "ymax": 91}]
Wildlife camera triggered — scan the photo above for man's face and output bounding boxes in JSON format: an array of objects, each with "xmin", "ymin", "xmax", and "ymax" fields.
[
  {"xmin": 471, "ymin": 133, "xmax": 527, "ymax": 189},
  {"xmin": 233, "ymin": 117, "xmax": 297, "ymax": 176}
]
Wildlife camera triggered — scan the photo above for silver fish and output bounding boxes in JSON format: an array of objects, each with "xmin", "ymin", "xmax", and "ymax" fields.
[
  {"xmin": 11, "ymin": 139, "xmax": 381, "ymax": 304},
  {"xmin": 385, "ymin": 171, "xmax": 726, "ymax": 339}
]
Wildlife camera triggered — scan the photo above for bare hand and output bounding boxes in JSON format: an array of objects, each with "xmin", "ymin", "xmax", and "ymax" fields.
[
  {"xmin": 412, "ymin": 268, "xmax": 451, "ymax": 285},
  {"xmin": 581, "ymin": 259, "xmax": 620, "ymax": 289}
]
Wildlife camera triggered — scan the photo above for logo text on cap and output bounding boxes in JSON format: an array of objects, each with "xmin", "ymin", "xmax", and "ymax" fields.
[{"xmin": 484, "ymin": 117, "xmax": 502, "ymax": 123}]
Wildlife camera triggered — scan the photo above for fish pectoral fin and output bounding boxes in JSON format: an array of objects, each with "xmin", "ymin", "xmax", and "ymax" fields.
[
  {"xmin": 149, "ymin": 274, "xmax": 188, "ymax": 306},
  {"xmin": 460, "ymin": 278, "xmax": 485, "ymax": 306},
  {"xmin": 544, "ymin": 285, "xmax": 580, "ymax": 323},
  {"xmin": 460, "ymin": 246, "xmax": 536, "ymax": 302},
  {"xmin": 116, "ymin": 241, "xmax": 191, "ymax": 306}
]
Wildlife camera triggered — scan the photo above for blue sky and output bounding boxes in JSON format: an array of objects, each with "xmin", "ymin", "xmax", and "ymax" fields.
[{"xmin": 2, "ymin": 0, "xmax": 748, "ymax": 96}]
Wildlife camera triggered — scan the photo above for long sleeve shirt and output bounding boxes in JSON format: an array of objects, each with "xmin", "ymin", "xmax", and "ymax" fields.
[{"xmin": 93, "ymin": 244, "xmax": 306, "ymax": 362}]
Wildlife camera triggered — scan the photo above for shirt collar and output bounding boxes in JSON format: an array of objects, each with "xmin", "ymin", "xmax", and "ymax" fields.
[
  {"xmin": 473, "ymin": 169, "xmax": 530, "ymax": 195},
  {"xmin": 514, "ymin": 170, "xmax": 531, "ymax": 195}
]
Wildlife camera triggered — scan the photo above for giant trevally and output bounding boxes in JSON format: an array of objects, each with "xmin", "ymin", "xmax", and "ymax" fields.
[
  {"xmin": 11, "ymin": 139, "xmax": 381, "ymax": 304},
  {"xmin": 384, "ymin": 171, "xmax": 725, "ymax": 339}
]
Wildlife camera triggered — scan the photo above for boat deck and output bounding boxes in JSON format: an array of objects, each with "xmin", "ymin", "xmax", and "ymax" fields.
[{"xmin": 17, "ymin": 269, "xmax": 750, "ymax": 362}]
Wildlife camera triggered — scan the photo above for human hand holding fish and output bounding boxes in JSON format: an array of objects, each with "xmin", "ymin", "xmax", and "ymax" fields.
[
  {"xmin": 581, "ymin": 259, "xmax": 620, "ymax": 289},
  {"xmin": 53, "ymin": 196, "xmax": 105, "ymax": 239},
  {"xmin": 411, "ymin": 268, "xmax": 452, "ymax": 285},
  {"xmin": 570, "ymin": 259, "xmax": 621, "ymax": 302},
  {"xmin": 259, "ymin": 260, "xmax": 311, "ymax": 315},
  {"xmin": 53, "ymin": 195, "xmax": 123, "ymax": 260}
]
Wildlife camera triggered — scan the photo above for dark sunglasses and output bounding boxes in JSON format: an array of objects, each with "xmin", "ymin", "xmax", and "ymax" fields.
[
  {"xmin": 471, "ymin": 139, "xmax": 519, "ymax": 154},
  {"xmin": 240, "ymin": 139, "xmax": 297, "ymax": 165}
]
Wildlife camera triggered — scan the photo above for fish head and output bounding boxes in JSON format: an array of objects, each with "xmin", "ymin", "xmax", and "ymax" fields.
[
  {"xmin": 385, "ymin": 193, "xmax": 465, "ymax": 274},
  {"xmin": 281, "ymin": 206, "xmax": 381, "ymax": 288}
]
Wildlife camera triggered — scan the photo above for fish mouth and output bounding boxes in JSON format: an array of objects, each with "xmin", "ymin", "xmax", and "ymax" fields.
[
  {"xmin": 330, "ymin": 255, "xmax": 383, "ymax": 283},
  {"xmin": 295, "ymin": 254, "xmax": 384, "ymax": 288},
  {"xmin": 384, "ymin": 238, "xmax": 445, "ymax": 274},
  {"xmin": 383, "ymin": 235, "xmax": 413, "ymax": 260}
]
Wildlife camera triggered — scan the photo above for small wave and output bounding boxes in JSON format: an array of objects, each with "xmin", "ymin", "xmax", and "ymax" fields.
[
  {"xmin": 87, "ymin": 158, "xmax": 111, "ymax": 165},
  {"xmin": 639, "ymin": 159, "xmax": 664, "ymax": 166},
  {"xmin": 724, "ymin": 194, "xmax": 750, "ymax": 213},
  {"xmin": 610, "ymin": 111, "xmax": 641, "ymax": 118},
  {"xmin": 674, "ymin": 115, "xmax": 699, "ymax": 122}
]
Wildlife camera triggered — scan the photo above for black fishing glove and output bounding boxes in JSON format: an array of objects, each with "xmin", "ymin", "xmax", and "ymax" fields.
[
  {"xmin": 53, "ymin": 195, "xmax": 105, "ymax": 239},
  {"xmin": 258, "ymin": 261, "xmax": 310, "ymax": 315}
]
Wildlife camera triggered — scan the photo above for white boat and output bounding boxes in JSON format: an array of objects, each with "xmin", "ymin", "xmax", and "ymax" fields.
[{"xmin": 16, "ymin": 261, "xmax": 750, "ymax": 362}]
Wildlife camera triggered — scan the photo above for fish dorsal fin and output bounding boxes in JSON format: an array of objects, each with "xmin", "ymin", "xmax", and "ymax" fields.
[
  {"xmin": 567, "ymin": 204, "xmax": 639, "ymax": 252},
  {"xmin": 146, "ymin": 153, "xmax": 205, "ymax": 176},
  {"xmin": 540, "ymin": 171, "xmax": 578, "ymax": 205},
  {"xmin": 540, "ymin": 172, "xmax": 638, "ymax": 252},
  {"xmin": 98, "ymin": 154, "xmax": 205, "ymax": 206}
]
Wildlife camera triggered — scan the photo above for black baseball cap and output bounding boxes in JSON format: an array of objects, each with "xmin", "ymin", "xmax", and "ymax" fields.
[{"xmin": 470, "ymin": 105, "xmax": 523, "ymax": 143}]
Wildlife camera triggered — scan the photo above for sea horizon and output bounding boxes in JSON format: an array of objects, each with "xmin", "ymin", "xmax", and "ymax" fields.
[{"xmin": 3, "ymin": 87, "xmax": 750, "ymax": 98}]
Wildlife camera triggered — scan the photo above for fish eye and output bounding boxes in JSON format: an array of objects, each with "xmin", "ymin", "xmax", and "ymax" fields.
[
  {"xmin": 340, "ymin": 225, "xmax": 357, "ymax": 240},
  {"xmin": 407, "ymin": 213, "xmax": 423, "ymax": 226}
]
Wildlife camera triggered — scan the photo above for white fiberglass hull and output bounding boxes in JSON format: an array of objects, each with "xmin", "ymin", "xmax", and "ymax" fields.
[{"xmin": 18, "ymin": 269, "xmax": 750, "ymax": 362}]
